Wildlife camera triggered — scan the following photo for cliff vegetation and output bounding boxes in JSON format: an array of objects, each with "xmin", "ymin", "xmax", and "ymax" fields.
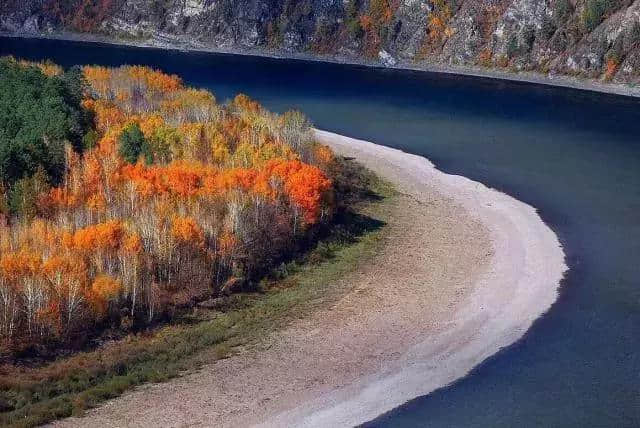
[{"xmin": 2, "ymin": 0, "xmax": 640, "ymax": 85}]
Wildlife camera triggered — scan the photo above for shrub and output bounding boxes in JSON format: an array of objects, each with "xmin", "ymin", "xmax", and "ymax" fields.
[
  {"xmin": 624, "ymin": 21, "xmax": 640, "ymax": 51},
  {"xmin": 554, "ymin": 0, "xmax": 573, "ymax": 25},
  {"xmin": 506, "ymin": 34, "xmax": 519, "ymax": 58},
  {"xmin": 522, "ymin": 25, "xmax": 536, "ymax": 51},
  {"xmin": 582, "ymin": 0, "xmax": 624, "ymax": 33},
  {"xmin": 541, "ymin": 16, "xmax": 557, "ymax": 40},
  {"xmin": 345, "ymin": 0, "xmax": 364, "ymax": 38},
  {"xmin": 582, "ymin": 0, "xmax": 606, "ymax": 32}
]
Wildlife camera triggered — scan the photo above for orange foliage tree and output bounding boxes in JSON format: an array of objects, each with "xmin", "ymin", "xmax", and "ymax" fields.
[
  {"xmin": 0, "ymin": 62, "xmax": 338, "ymax": 354},
  {"xmin": 360, "ymin": 0, "xmax": 397, "ymax": 57}
]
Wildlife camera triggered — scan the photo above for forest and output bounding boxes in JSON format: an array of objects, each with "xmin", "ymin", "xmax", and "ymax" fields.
[{"xmin": 0, "ymin": 58, "xmax": 338, "ymax": 358}]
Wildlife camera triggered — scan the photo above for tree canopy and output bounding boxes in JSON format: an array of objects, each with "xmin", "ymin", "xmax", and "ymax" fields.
[
  {"xmin": 0, "ymin": 61, "xmax": 337, "ymax": 356},
  {"xmin": 0, "ymin": 58, "xmax": 89, "ymax": 188},
  {"xmin": 118, "ymin": 122, "xmax": 152, "ymax": 164}
]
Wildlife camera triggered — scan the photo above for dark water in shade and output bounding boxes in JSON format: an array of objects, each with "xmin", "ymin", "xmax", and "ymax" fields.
[{"xmin": 1, "ymin": 36, "xmax": 639, "ymax": 428}]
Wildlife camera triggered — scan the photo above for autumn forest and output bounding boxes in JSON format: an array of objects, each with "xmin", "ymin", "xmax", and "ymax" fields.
[{"xmin": 0, "ymin": 57, "xmax": 339, "ymax": 357}]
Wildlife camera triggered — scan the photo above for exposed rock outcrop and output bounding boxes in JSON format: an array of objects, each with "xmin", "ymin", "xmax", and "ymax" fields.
[{"xmin": 1, "ymin": 0, "xmax": 639, "ymax": 84}]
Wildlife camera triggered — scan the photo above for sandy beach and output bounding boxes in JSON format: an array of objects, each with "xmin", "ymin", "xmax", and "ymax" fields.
[{"xmin": 53, "ymin": 130, "xmax": 566, "ymax": 427}]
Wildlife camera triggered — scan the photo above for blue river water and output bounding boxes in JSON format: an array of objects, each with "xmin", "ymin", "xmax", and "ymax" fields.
[{"xmin": 1, "ymin": 36, "xmax": 638, "ymax": 428}]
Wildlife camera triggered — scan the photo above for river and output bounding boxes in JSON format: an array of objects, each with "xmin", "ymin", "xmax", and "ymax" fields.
[{"xmin": 1, "ymin": 36, "xmax": 638, "ymax": 428}]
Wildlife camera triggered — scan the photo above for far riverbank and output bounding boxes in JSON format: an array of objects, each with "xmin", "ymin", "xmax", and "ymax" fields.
[{"xmin": 3, "ymin": 32, "xmax": 640, "ymax": 99}]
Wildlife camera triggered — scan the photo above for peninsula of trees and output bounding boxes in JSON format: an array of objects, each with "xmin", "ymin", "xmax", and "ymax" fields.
[{"xmin": 0, "ymin": 58, "xmax": 337, "ymax": 357}]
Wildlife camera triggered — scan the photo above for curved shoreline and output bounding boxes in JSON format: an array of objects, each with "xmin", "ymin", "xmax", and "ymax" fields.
[
  {"xmin": 281, "ymin": 130, "xmax": 569, "ymax": 426},
  {"xmin": 2, "ymin": 32, "xmax": 640, "ymax": 99},
  {"xmin": 53, "ymin": 130, "xmax": 566, "ymax": 428}
]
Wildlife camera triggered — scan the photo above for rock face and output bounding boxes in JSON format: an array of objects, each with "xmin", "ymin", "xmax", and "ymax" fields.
[{"xmin": 1, "ymin": 0, "xmax": 639, "ymax": 84}]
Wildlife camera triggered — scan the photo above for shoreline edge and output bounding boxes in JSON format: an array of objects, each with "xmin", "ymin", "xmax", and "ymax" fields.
[{"xmin": 259, "ymin": 130, "xmax": 569, "ymax": 427}]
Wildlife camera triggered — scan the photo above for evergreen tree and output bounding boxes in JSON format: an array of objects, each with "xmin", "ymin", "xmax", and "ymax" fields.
[
  {"xmin": 0, "ymin": 57, "xmax": 88, "ymax": 187},
  {"xmin": 118, "ymin": 123, "xmax": 152, "ymax": 164}
]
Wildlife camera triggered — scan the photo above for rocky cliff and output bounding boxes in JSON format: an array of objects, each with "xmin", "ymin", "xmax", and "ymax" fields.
[{"xmin": 2, "ymin": 0, "xmax": 639, "ymax": 85}]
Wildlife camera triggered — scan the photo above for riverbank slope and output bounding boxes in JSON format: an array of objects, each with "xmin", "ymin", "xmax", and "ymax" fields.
[
  {"xmin": 2, "ymin": 33, "xmax": 640, "ymax": 99},
  {"xmin": 53, "ymin": 130, "xmax": 566, "ymax": 427},
  {"xmin": 2, "ymin": 0, "xmax": 640, "ymax": 91}
]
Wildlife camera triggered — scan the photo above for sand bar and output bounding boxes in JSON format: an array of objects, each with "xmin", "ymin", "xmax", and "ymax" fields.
[{"xmin": 53, "ymin": 130, "xmax": 566, "ymax": 428}]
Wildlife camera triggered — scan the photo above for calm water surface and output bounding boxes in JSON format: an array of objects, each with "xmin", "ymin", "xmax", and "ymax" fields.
[{"xmin": 1, "ymin": 37, "xmax": 639, "ymax": 428}]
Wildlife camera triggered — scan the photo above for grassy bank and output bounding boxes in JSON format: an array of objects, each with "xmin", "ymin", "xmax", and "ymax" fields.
[{"xmin": 0, "ymin": 160, "xmax": 396, "ymax": 428}]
